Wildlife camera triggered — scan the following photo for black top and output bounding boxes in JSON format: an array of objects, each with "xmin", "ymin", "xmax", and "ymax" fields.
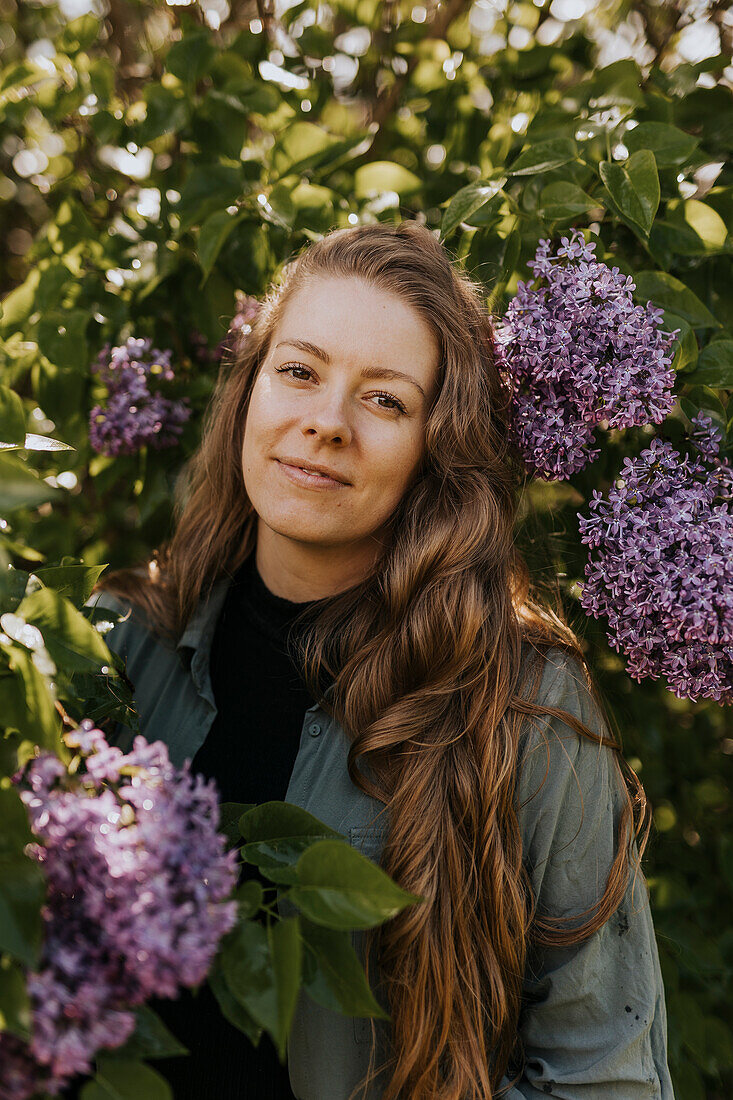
[{"xmin": 62, "ymin": 552, "xmax": 324, "ymax": 1099}]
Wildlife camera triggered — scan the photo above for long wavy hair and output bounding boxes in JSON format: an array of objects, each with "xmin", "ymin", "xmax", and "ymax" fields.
[{"xmin": 94, "ymin": 220, "xmax": 650, "ymax": 1099}]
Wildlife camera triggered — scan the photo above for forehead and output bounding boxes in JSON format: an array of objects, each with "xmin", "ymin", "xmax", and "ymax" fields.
[{"xmin": 272, "ymin": 276, "xmax": 440, "ymax": 375}]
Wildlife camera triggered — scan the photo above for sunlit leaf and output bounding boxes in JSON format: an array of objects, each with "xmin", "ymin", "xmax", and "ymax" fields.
[
  {"xmin": 508, "ymin": 138, "xmax": 577, "ymax": 176},
  {"xmin": 599, "ymin": 150, "xmax": 659, "ymax": 239}
]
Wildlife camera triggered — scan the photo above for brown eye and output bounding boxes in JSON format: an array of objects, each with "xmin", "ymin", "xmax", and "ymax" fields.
[
  {"xmin": 275, "ymin": 363, "xmax": 312, "ymax": 381},
  {"xmin": 371, "ymin": 391, "xmax": 407, "ymax": 414}
]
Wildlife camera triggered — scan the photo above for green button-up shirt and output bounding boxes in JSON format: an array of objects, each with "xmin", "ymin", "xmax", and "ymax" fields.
[{"xmin": 86, "ymin": 578, "xmax": 674, "ymax": 1099}]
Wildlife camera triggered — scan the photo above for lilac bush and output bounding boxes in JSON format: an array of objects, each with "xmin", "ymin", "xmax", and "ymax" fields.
[
  {"xmin": 89, "ymin": 337, "xmax": 192, "ymax": 456},
  {"xmin": 497, "ymin": 229, "xmax": 678, "ymax": 480},
  {"xmin": 577, "ymin": 414, "xmax": 733, "ymax": 703},
  {"xmin": 0, "ymin": 721, "xmax": 238, "ymax": 1099}
]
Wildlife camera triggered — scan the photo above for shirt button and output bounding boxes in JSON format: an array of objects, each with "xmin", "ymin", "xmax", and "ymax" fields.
[{"xmin": 309, "ymin": 723, "xmax": 322, "ymax": 738}]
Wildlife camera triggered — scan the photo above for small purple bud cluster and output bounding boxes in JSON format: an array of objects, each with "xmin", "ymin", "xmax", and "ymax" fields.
[
  {"xmin": 497, "ymin": 229, "xmax": 678, "ymax": 480},
  {"xmin": 89, "ymin": 337, "xmax": 192, "ymax": 456},
  {"xmin": 0, "ymin": 722, "xmax": 238, "ymax": 1099},
  {"xmin": 215, "ymin": 291, "xmax": 261, "ymax": 362},
  {"xmin": 577, "ymin": 414, "xmax": 733, "ymax": 703},
  {"xmin": 188, "ymin": 328, "xmax": 219, "ymax": 367}
]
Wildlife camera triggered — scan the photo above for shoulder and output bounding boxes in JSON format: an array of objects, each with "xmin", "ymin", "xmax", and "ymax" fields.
[
  {"xmin": 84, "ymin": 583, "xmax": 174, "ymax": 667},
  {"xmin": 516, "ymin": 644, "xmax": 610, "ymax": 761},
  {"xmin": 514, "ymin": 646, "xmax": 624, "ymax": 873}
]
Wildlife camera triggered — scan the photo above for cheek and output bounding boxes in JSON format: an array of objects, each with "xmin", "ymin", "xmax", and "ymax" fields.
[
  {"xmin": 242, "ymin": 383, "xmax": 282, "ymax": 456},
  {"xmin": 366, "ymin": 427, "xmax": 425, "ymax": 497}
]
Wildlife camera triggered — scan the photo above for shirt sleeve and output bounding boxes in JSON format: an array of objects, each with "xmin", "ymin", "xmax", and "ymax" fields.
[{"xmin": 498, "ymin": 649, "xmax": 675, "ymax": 1099}]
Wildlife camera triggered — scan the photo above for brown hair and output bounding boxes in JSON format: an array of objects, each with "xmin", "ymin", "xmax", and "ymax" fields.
[{"xmin": 94, "ymin": 220, "xmax": 650, "ymax": 1099}]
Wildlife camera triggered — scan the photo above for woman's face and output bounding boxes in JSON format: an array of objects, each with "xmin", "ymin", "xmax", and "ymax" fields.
[{"xmin": 241, "ymin": 275, "xmax": 441, "ymax": 559}]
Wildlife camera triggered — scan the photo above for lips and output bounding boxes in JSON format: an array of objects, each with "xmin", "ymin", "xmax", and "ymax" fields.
[
  {"xmin": 275, "ymin": 459, "xmax": 350, "ymax": 490},
  {"xmin": 276, "ymin": 458, "xmax": 350, "ymax": 484}
]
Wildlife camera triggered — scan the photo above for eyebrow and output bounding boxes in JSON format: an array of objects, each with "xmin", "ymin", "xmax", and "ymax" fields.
[{"xmin": 274, "ymin": 338, "xmax": 427, "ymax": 399}]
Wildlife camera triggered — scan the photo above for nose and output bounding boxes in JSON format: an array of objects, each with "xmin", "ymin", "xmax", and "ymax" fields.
[{"xmin": 301, "ymin": 387, "xmax": 353, "ymax": 446}]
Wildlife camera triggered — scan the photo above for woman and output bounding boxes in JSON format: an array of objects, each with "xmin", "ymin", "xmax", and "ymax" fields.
[{"xmin": 85, "ymin": 220, "xmax": 673, "ymax": 1099}]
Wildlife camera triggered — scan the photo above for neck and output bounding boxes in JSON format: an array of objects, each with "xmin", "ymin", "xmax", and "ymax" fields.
[{"xmin": 255, "ymin": 524, "xmax": 384, "ymax": 601}]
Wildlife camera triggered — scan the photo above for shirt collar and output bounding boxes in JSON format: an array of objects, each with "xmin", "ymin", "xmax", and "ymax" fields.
[
  {"xmin": 176, "ymin": 576, "xmax": 232, "ymax": 672},
  {"xmin": 175, "ymin": 573, "xmax": 336, "ymax": 706}
]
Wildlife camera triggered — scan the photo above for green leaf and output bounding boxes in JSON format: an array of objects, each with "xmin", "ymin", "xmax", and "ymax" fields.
[
  {"xmin": 207, "ymin": 955, "xmax": 262, "ymax": 1045},
  {"xmin": 3, "ymin": 645, "xmax": 62, "ymax": 750},
  {"xmin": 272, "ymin": 123, "xmax": 348, "ymax": 179},
  {"xmin": 0, "ymin": 786, "xmax": 37, "ymax": 855},
  {"xmin": 137, "ymin": 85, "xmax": 189, "ymax": 144},
  {"xmin": 103, "ymin": 1006, "xmax": 189, "ymax": 1062},
  {"xmin": 219, "ymin": 915, "xmax": 301, "ymax": 1061},
  {"xmin": 667, "ymin": 199, "xmax": 728, "ymax": 253},
  {"xmin": 508, "ymin": 138, "xmax": 577, "ymax": 176},
  {"xmin": 440, "ymin": 179, "xmax": 506, "ymax": 240},
  {"xmin": 17, "ymin": 587, "xmax": 111, "ymax": 673},
  {"xmin": 703, "ymin": 1016, "xmax": 733, "ymax": 1073},
  {"xmin": 538, "ymin": 181, "xmax": 601, "ymax": 221},
  {"xmin": 167, "ymin": 31, "xmax": 217, "ymax": 83},
  {"xmin": 634, "ymin": 271, "xmax": 720, "ymax": 329},
  {"xmin": 239, "ymin": 801, "xmax": 345, "ymax": 844},
  {"xmin": 20, "ymin": 434, "xmax": 75, "ymax": 453},
  {"xmin": 218, "ymin": 801, "xmax": 256, "ymax": 848},
  {"xmin": 0, "ymin": 387, "xmax": 25, "ymax": 448},
  {"xmin": 84, "ymin": 1056, "xmax": 173, "ymax": 1100},
  {"xmin": 0, "ymin": 855, "xmax": 46, "ymax": 969},
  {"xmin": 197, "ymin": 210, "xmax": 243, "ymax": 283},
  {"xmin": 176, "ymin": 165, "xmax": 243, "ymax": 234},
  {"xmin": 37, "ymin": 309, "xmax": 90, "ymax": 371},
  {"xmin": 262, "ymin": 181, "xmax": 296, "ymax": 231},
  {"xmin": 35, "ymin": 259, "xmax": 75, "ymax": 312},
  {"xmin": 239, "ymin": 804, "xmax": 344, "ymax": 882},
  {"xmin": 625, "ymin": 122, "xmax": 699, "ymax": 168},
  {"xmin": 235, "ymin": 879, "xmax": 264, "ymax": 919},
  {"xmin": 0, "ymin": 567, "xmax": 32, "ymax": 612},
  {"xmin": 241, "ymin": 838, "xmax": 320, "ymax": 884},
  {"xmin": 0, "ymin": 60, "xmax": 49, "ymax": 97},
  {"xmin": 0, "ymin": 956, "xmax": 32, "ymax": 1040},
  {"xmin": 599, "ymin": 150, "xmax": 660, "ymax": 239},
  {"xmin": 268, "ymin": 915, "xmax": 302, "ymax": 1059},
  {"xmin": 33, "ymin": 563, "xmax": 110, "ymax": 608},
  {"xmin": 287, "ymin": 839, "xmax": 423, "ymax": 930},
  {"xmin": 35, "ymin": 361, "xmax": 86, "ymax": 423},
  {"xmin": 0, "ymin": 269, "xmax": 40, "ymax": 337},
  {"xmin": 682, "ymin": 340, "xmax": 733, "ymax": 388},
  {"xmin": 672, "ymin": 326, "xmax": 699, "ymax": 373},
  {"xmin": 300, "ymin": 917, "xmax": 389, "ymax": 1019},
  {"xmin": 58, "ymin": 13, "xmax": 100, "ymax": 52},
  {"xmin": 0, "ymin": 453, "xmax": 60, "ymax": 512},
  {"xmin": 220, "ymin": 919, "xmax": 279, "ymax": 1040},
  {"xmin": 353, "ymin": 161, "xmax": 422, "ymax": 199}
]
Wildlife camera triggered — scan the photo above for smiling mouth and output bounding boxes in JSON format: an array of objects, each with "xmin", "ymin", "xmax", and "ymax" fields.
[{"xmin": 275, "ymin": 460, "xmax": 350, "ymax": 488}]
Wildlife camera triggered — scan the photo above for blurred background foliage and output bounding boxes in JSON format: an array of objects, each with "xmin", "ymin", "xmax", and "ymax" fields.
[{"xmin": 0, "ymin": 0, "xmax": 732, "ymax": 1095}]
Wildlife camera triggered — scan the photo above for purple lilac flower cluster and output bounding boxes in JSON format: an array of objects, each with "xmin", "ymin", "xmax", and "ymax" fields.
[
  {"xmin": 497, "ymin": 229, "xmax": 678, "ymax": 480},
  {"xmin": 0, "ymin": 722, "xmax": 238, "ymax": 1099},
  {"xmin": 577, "ymin": 414, "xmax": 733, "ymax": 703},
  {"xmin": 89, "ymin": 337, "xmax": 192, "ymax": 456}
]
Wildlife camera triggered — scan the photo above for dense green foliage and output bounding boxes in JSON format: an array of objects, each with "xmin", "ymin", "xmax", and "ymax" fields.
[{"xmin": 1, "ymin": 0, "xmax": 732, "ymax": 1096}]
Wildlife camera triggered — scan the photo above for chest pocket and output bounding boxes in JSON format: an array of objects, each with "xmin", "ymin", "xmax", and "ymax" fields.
[{"xmin": 349, "ymin": 825, "xmax": 391, "ymax": 1045}]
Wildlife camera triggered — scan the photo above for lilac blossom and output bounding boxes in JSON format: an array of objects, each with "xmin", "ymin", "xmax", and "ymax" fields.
[
  {"xmin": 215, "ymin": 291, "xmax": 261, "ymax": 362},
  {"xmin": 497, "ymin": 229, "xmax": 678, "ymax": 480},
  {"xmin": 577, "ymin": 414, "xmax": 733, "ymax": 703},
  {"xmin": 0, "ymin": 721, "xmax": 238, "ymax": 1099},
  {"xmin": 89, "ymin": 337, "xmax": 191, "ymax": 457}
]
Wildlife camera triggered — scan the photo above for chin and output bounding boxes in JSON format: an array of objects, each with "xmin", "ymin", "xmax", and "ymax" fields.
[{"xmin": 262, "ymin": 513, "xmax": 354, "ymax": 547}]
